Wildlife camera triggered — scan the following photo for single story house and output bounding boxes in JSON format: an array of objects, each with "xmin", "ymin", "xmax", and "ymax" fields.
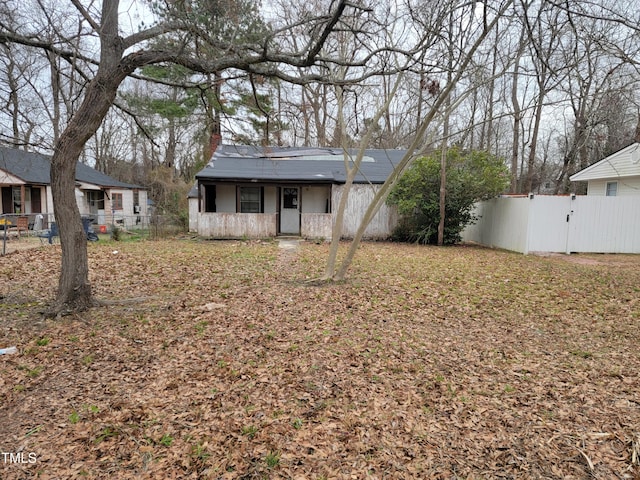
[
  {"xmin": 189, "ymin": 145, "xmax": 405, "ymax": 239},
  {"xmin": 569, "ymin": 142, "xmax": 640, "ymax": 196},
  {"xmin": 0, "ymin": 146, "xmax": 148, "ymax": 226}
]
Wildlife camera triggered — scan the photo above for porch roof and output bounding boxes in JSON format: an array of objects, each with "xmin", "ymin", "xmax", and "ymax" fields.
[{"xmin": 195, "ymin": 145, "xmax": 407, "ymax": 184}]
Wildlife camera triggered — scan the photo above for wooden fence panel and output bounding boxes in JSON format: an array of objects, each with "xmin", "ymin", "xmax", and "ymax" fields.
[{"xmin": 331, "ymin": 184, "xmax": 397, "ymax": 239}]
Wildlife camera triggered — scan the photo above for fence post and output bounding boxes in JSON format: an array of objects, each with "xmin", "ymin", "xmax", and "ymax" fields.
[
  {"xmin": 1, "ymin": 214, "xmax": 7, "ymax": 256},
  {"xmin": 523, "ymin": 194, "xmax": 535, "ymax": 255}
]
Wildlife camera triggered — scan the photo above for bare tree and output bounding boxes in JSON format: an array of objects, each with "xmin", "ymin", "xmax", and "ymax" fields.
[
  {"xmin": 0, "ymin": 0, "xmax": 357, "ymax": 314},
  {"xmin": 509, "ymin": 28, "xmax": 526, "ymax": 193},
  {"xmin": 554, "ymin": 10, "xmax": 632, "ymax": 192},
  {"xmin": 521, "ymin": 1, "xmax": 567, "ymax": 193},
  {"xmin": 323, "ymin": 0, "xmax": 516, "ymax": 281}
]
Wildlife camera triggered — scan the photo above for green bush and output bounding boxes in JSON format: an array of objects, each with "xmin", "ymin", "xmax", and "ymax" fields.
[{"xmin": 388, "ymin": 147, "xmax": 509, "ymax": 245}]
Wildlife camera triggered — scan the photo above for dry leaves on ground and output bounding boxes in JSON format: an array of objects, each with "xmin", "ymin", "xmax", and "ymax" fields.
[{"xmin": 0, "ymin": 239, "xmax": 639, "ymax": 480}]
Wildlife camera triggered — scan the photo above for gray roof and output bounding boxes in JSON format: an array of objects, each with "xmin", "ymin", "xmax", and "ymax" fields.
[
  {"xmin": 0, "ymin": 146, "xmax": 141, "ymax": 189},
  {"xmin": 195, "ymin": 144, "xmax": 408, "ymax": 185}
]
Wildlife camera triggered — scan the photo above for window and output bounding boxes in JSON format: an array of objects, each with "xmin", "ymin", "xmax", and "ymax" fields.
[
  {"xmin": 133, "ymin": 190, "xmax": 141, "ymax": 214},
  {"xmin": 283, "ymin": 187, "xmax": 298, "ymax": 209},
  {"xmin": 605, "ymin": 181, "xmax": 618, "ymax": 197},
  {"xmin": 86, "ymin": 191, "xmax": 105, "ymax": 210},
  {"xmin": 112, "ymin": 193, "xmax": 123, "ymax": 210},
  {"xmin": 239, "ymin": 187, "xmax": 262, "ymax": 213},
  {"xmin": 204, "ymin": 185, "xmax": 216, "ymax": 212},
  {"xmin": 12, "ymin": 186, "xmax": 27, "ymax": 213}
]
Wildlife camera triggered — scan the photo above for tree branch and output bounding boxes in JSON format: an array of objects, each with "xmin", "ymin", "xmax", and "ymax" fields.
[{"xmin": 69, "ymin": 0, "xmax": 101, "ymax": 32}]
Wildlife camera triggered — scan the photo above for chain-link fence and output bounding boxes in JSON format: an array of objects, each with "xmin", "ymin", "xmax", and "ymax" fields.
[
  {"xmin": 1, "ymin": 213, "xmax": 58, "ymax": 255},
  {"xmin": 1, "ymin": 212, "xmax": 187, "ymax": 255},
  {"xmin": 110, "ymin": 213, "xmax": 187, "ymax": 239}
]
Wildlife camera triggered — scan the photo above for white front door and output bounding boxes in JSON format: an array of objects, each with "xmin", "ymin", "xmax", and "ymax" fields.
[{"xmin": 280, "ymin": 187, "xmax": 300, "ymax": 235}]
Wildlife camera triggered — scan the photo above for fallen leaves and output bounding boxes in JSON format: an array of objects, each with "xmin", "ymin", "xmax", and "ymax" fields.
[{"xmin": 0, "ymin": 240, "xmax": 639, "ymax": 479}]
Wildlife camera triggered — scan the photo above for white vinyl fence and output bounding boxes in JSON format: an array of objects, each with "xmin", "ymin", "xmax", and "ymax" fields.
[{"xmin": 461, "ymin": 195, "xmax": 640, "ymax": 254}]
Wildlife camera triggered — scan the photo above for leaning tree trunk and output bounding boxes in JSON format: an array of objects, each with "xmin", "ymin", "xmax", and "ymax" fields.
[
  {"xmin": 50, "ymin": 73, "xmax": 122, "ymax": 313},
  {"xmin": 49, "ymin": 0, "xmax": 126, "ymax": 314}
]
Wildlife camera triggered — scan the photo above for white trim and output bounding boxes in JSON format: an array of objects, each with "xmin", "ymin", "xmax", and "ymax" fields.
[{"xmin": 570, "ymin": 143, "xmax": 640, "ymax": 182}]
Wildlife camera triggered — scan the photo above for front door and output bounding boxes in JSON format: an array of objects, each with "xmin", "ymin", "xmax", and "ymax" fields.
[{"xmin": 280, "ymin": 187, "xmax": 300, "ymax": 235}]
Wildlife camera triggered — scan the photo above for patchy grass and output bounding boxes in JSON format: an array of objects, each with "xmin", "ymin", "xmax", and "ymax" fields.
[{"xmin": 1, "ymin": 239, "xmax": 639, "ymax": 479}]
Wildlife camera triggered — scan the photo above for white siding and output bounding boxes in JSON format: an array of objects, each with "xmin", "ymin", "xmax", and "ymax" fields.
[
  {"xmin": 587, "ymin": 177, "xmax": 640, "ymax": 196},
  {"xmin": 107, "ymin": 188, "xmax": 134, "ymax": 224},
  {"xmin": 571, "ymin": 143, "xmax": 640, "ymax": 181},
  {"xmin": 301, "ymin": 185, "xmax": 330, "ymax": 213},
  {"xmin": 46, "ymin": 187, "xmax": 54, "ymax": 215},
  {"xmin": 301, "ymin": 213, "xmax": 332, "ymax": 239},
  {"xmin": 264, "ymin": 186, "xmax": 277, "ymax": 214},
  {"xmin": 216, "ymin": 185, "xmax": 236, "ymax": 212},
  {"xmin": 79, "ymin": 188, "xmax": 149, "ymax": 226},
  {"xmin": 2, "ymin": 181, "xmax": 146, "ymax": 225},
  {"xmin": 0, "ymin": 170, "xmax": 24, "ymax": 184},
  {"xmin": 193, "ymin": 182, "xmax": 397, "ymax": 240},
  {"xmin": 189, "ymin": 197, "xmax": 199, "ymax": 232}
]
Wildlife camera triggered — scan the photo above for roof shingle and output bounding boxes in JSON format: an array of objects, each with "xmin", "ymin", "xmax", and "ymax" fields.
[
  {"xmin": 0, "ymin": 146, "xmax": 141, "ymax": 189},
  {"xmin": 195, "ymin": 145, "xmax": 407, "ymax": 184}
]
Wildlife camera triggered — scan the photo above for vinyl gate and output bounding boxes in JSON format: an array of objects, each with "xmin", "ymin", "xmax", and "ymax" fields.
[{"xmin": 461, "ymin": 195, "xmax": 640, "ymax": 254}]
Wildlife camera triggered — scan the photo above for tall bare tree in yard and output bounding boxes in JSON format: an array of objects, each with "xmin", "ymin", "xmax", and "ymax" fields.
[
  {"xmin": 323, "ymin": 0, "xmax": 516, "ymax": 281},
  {"xmin": 554, "ymin": 13, "xmax": 629, "ymax": 193},
  {"xmin": 0, "ymin": 0, "xmax": 352, "ymax": 314},
  {"xmin": 436, "ymin": 7, "xmax": 460, "ymax": 247},
  {"xmin": 521, "ymin": 1, "xmax": 567, "ymax": 194},
  {"xmin": 508, "ymin": 22, "xmax": 526, "ymax": 193},
  {"xmin": 0, "ymin": 44, "xmax": 32, "ymax": 146}
]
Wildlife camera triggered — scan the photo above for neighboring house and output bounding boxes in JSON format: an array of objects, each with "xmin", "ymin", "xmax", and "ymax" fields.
[
  {"xmin": 569, "ymin": 142, "xmax": 640, "ymax": 196},
  {"xmin": 0, "ymin": 146, "xmax": 148, "ymax": 226},
  {"xmin": 190, "ymin": 145, "xmax": 404, "ymax": 239}
]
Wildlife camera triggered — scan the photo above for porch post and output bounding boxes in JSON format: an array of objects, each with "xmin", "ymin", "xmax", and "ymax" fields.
[{"xmin": 20, "ymin": 184, "xmax": 26, "ymax": 213}]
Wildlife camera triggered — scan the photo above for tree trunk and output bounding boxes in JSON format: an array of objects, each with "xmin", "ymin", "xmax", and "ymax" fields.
[
  {"xmin": 524, "ymin": 95, "xmax": 545, "ymax": 193},
  {"xmin": 330, "ymin": 1, "xmax": 513, "ymax": 280},
  {"xmin": 324, "ymin": 85, "xmax": 352, "ymax": 279},
  {"xmin": 50, "ymin": 0, "xmax": 126, "ymax": 314},
  {"xmin": 510, "ymin": 56, "xmax": 523, "ymax": 193},
  {"xmin": 437, "ymin": 59, "xmax": 452, "ymax": 247},
  {"xmin": 481, "ymin": 24, "xmax": 499, "ymax": 151},
  {"xmin": 51, "ymin": 74, "xmax": 122, "ymax": 312},
  {"xmin": 437, "ymin": 143, "xmax": 447, "ymax": 246}
]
